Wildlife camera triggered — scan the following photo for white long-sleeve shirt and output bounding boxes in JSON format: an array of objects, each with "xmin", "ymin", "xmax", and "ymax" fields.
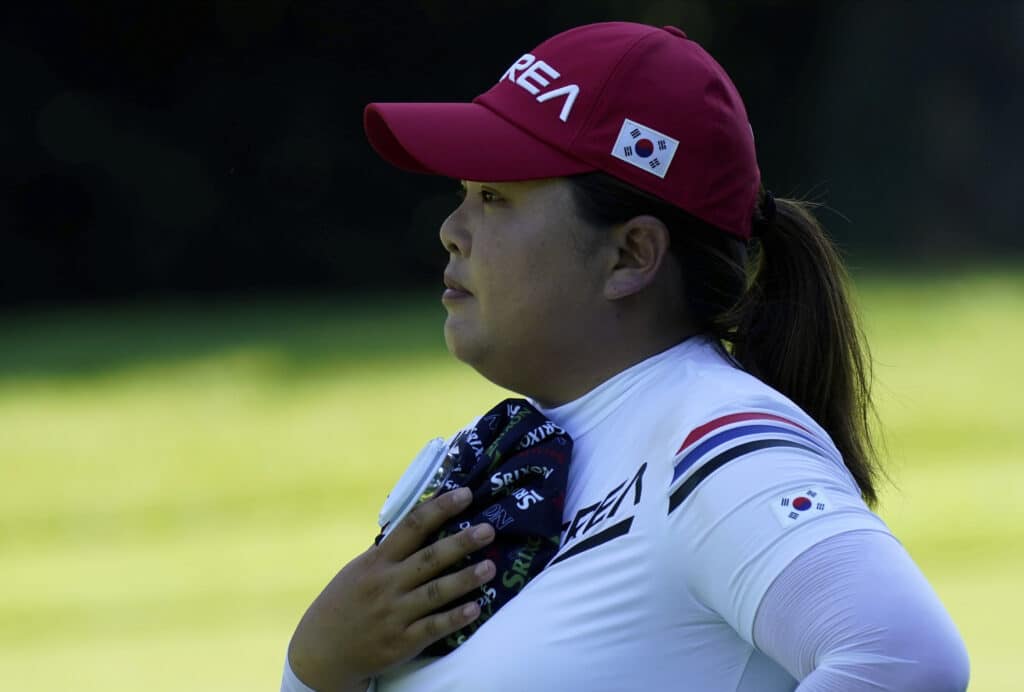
[{"xmin": 283, "ymin": 337, "xmax": 968, "ymax": 691}]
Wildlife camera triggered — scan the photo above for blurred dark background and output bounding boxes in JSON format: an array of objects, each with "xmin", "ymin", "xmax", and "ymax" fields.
[{"xmin": 2, "ymin": 0, "xmax": 1021, "ymax": 305}]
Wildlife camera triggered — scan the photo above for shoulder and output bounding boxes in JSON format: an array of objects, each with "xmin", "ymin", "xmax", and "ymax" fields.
[
  {"xmin": 638, "ymin": 340, "xmax": 847, "ymax": 485},
  {"xmin": 663, "ymin": 375, "xmax": 873, "ymax": 546},
  {"xmin": 658, "ymin": 386, "xmax": 890, "ymax": 642}
]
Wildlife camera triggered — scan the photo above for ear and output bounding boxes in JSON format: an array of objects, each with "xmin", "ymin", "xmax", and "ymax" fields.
[{"xmin": 602, "ymin": 215, "xmax": 673, "ymax": 300}]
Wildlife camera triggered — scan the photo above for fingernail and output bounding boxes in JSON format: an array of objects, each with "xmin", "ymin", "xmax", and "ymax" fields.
[
  {"xmin": 475, "ymin": 560, "xmax": 494, "ymax": 578},
  {"xmin": 472, "ymin": 524, "xmax": 494, "ymax": 542},
  {"xmin": 452, "ymin": 487, "xmax": 472, "ymax": 504},
  {"xmin": 462, "ymin": 603, "xmax": 479, "ymax": 618}
]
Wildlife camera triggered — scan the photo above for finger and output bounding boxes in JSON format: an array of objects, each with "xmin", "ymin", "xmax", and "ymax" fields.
[
  {"xmin": 378, "ymin": 487, "xmax": 473, "ymax": 561},
  {"xmin": 397, "ymin": 523, "xmax": 495, "ymax": 589},
  {"xmin": 401, "ymin": 559, "xmax": 496, "ymax": 619},
  {"xmin": 404, "ymin": 599, "xmax": 484, "ymax": 651}
]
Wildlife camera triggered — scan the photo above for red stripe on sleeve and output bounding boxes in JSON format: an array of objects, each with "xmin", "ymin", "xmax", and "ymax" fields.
[{"xmin": 675, "ymin": 412, "xmax": 813, "ymax": 454}]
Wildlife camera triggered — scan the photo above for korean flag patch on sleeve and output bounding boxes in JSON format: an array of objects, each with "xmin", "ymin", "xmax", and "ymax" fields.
[
  {"xmin": 773, "ymin": 486, "xmax": 832, "ymax": 528},
  {"xmin": 611, "ymin": 119, "xmax": 679, "ymax": 179}
]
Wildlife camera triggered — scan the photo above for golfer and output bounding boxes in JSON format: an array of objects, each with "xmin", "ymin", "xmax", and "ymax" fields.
[{"xmin": 284, "ymin": 22, "xmax": 969, "ymax": 691}]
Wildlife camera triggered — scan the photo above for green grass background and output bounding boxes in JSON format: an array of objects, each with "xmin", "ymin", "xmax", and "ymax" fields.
[{"xmin": 2, "ymin": 270, "xmax": 1020, "ymax": 690}]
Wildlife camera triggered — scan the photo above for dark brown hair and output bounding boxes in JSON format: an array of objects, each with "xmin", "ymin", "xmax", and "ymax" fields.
[{"xmin": 566, "ymin": 172, "xmax": 881, "ymax": 506}]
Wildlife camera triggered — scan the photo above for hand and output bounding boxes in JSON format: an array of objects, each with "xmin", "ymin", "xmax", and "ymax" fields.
[{"xmin": 287, "ymin": 487, "xmax": 497, "ymax": 692}]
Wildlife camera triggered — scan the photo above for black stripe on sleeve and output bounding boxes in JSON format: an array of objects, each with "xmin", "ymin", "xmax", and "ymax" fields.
[
  {"xmin": 548, "ymin": 516, "xmax": 633, "ymax": 567},
  {"xmin": 668, "ymin": 439, "xmax": 825, "ymax": 514}
]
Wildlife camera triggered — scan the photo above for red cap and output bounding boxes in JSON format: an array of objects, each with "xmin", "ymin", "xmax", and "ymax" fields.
[{"xmin": 364, "ymin": 22, "xmax": 760, "ymax": 239}]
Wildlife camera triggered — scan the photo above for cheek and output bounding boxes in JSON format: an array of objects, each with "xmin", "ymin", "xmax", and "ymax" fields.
[
  {"xmin": 473, "ymin": 220, "xmax": 597, "ymax": 324},
  {"xmin": 504, "ymin": 254, "xmax": 592, "ymax": 325}
]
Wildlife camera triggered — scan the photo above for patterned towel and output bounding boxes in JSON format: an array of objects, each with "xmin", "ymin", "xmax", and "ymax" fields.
[{"xmin": 377, "ymin": 398, "xmax": 573, "ymax": 656}]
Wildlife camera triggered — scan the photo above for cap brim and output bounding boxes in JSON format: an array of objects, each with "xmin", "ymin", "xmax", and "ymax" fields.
[{"xmin": 364, "ymin": 101, "xmax": 595, "ymax": 181}]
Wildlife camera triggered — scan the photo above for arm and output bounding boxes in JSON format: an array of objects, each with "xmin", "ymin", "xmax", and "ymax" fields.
[
  {"xmin": 669, "ymin": 437, "xmax": 967, "ymax": 689},
  {"xmin": 753, "ymin": 530, "xmax": 969, "ymax": 690}
]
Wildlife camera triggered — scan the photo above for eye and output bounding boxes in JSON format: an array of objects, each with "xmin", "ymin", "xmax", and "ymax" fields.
[{"xmin": 455, "ymin": 182, "xmax": 502, "ymax": 205}]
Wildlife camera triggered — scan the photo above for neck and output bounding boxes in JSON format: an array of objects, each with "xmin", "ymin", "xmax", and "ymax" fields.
[{"xmin": 521, "ymin": 323, "xmax": 698, "ymax": 408}]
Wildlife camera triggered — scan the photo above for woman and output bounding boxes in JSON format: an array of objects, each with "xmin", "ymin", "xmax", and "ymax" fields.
[{"xmin": 284, "ymin": 22, "xmax": 969, "ymax": 691}]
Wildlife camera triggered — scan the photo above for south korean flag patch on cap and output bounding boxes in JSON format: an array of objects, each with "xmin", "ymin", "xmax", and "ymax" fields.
[
  {"xmin": 772, "ymin": 486, "xmax": 832, "ymax": 528},
  {"xmin": 611, "ymin": 118, "xmax": 679, "ymax": 179}
]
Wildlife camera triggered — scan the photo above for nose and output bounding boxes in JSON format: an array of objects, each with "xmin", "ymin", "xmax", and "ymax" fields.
[{"xmin": 439, "ymin": 207, "xmax": 470, "ymax": 256}]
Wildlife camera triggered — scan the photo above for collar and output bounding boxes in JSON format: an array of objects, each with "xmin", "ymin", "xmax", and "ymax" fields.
[{"xmin": 532, "ymin": 336, "xmax": 714, "ymax": 438}]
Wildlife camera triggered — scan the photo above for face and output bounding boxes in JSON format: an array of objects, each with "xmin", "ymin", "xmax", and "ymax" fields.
[{"xmin": 439, "ymin": 178, "xmax": 608, "ymax": 398}]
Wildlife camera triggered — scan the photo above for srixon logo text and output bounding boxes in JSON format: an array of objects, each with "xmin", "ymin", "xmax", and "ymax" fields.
[
  {"xmin": 502, "ymin": 535, "xmax": 545, "ymax": 591},
  {"xmin": 563, "ymin": 462, "xmax": 646, "ymax": 542}
]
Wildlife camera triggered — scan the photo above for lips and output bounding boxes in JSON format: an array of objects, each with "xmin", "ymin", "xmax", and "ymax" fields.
[{"xmin": 443, "ymin": 272, "xmax": 472, "ymax": 295}]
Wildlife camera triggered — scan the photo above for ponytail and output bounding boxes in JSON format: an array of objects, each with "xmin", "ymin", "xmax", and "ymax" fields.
[
  {"xmin": 567, "ymin": 173, "xmax": 881, "ymax": 507},
  {"xmin": 730, "ymin": 193, "xmax": 879, "ymax": 506}
]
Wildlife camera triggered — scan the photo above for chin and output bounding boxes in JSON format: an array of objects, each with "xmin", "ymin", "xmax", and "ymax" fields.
[
  {"xmin": 445, "ymin": 323, "xmax": 512, "ymax": 388},
  {"xmin": 445, "ymin": 337, "xmax": 526, "ymax": 397},
  {"xmin": 443, "ymin": 320, "xmax": 481, "ymax": 365}
]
